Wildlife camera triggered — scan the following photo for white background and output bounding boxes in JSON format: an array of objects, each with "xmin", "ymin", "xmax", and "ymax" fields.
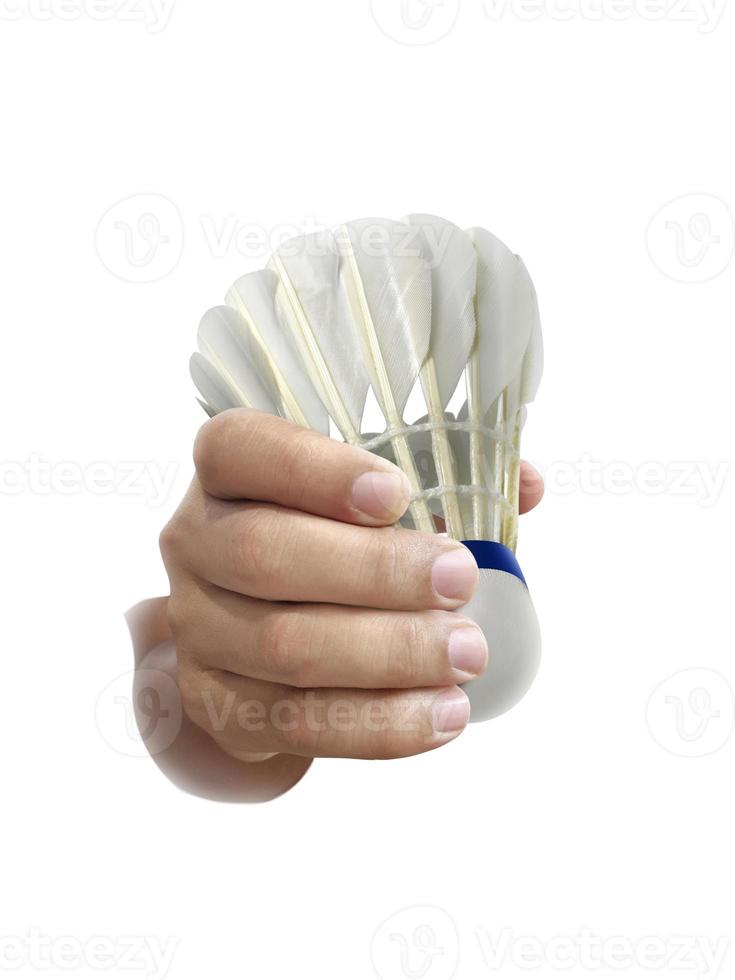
[{"xmin": 1, "ymin": 1, "xmax": 734, "ymax": 978}]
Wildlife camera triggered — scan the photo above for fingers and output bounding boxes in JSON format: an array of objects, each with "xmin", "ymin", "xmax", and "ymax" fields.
[
  {"xmin": 194, "ymin": 408, "xmax": 545, "ymax": 522},
  {"xmin": 173, "ymin": 582, "xmax": 489, "ymax": 689},
  {"xmin": 179, "ymin": 664, "xmax": 471, "ymax": 761},
  {"xmin": 194, "ymin": 409, "xmax": 411, "ymax": 526},
  {"xmin": 519, "ymin": 461, "xmax": 544, "ymax": 514},
  {"xmin": 195, "ymin": 409, "xmax": 545, "ymax": 521},
  {"xmin": 164, "ymin": 409, "xmax": 545, "ymax": 766},
  {"xmin": 167, "ymin": 492, "xmax": 479, "ymax": 610}
]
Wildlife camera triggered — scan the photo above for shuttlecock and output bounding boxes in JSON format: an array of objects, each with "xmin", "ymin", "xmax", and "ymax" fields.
[{"xmin": 190, "ymin": 214, "xmax": 543, "ymax": 722}]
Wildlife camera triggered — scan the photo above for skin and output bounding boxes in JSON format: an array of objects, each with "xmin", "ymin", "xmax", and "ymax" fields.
[{"xmin": 142, "ymin": 408, "xmax": 544, "ymax": 801}]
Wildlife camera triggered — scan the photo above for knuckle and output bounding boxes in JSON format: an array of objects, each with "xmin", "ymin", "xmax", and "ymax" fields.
[
  {"xmin": 158, "ymin": 514, "xmax": 184, "ymax": 566},
  {"xmin": 192, "ymin": 413, "xmax": 227, "ymax": 479},
  {"xmin": 158, "ymin": 483, "xmax": 203, "ymax": 572},
  {"xmin": 275, "ymin": 430, "xmax": 315, "ymax": 505},
  {"xmin": 233, "ymin": 507, "xmax": 294, "ymax": 596},
  {"xmin": 192, "ymin": 409, "xmax": 248, "ymax": 486},
  {"xmin": 387, "ymin": 616, "xmax": 428, "ymax": 686},
  {"xmin": 359, "ymin": 719, "xmax": 404, "ymax": 761},
  {"xmin": 259, "ymin": 610, "xmax": 309, "ymax": 684},
  {"xmin": 234, "ymin": 508, "xmax": 273, "ymax": 588},
  {"xmin": 365, "ymin": 532, "xmax": 403, "ymax": 606}
]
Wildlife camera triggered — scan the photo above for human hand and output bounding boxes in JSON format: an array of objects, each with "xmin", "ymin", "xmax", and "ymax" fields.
[{"xmin": 159, "ymin": 409, "xmax": 544, "ymax": 764}]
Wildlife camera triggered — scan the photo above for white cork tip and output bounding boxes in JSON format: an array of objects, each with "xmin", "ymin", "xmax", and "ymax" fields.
[{"xmin": 459, "ymin": 568, "xmax": 542, "ymax": 722}]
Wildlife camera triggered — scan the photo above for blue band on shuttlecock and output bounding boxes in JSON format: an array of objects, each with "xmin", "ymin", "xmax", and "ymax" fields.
[{"xmin": 461, "ymin": 541, "xmax": 527, "ymax": 586}]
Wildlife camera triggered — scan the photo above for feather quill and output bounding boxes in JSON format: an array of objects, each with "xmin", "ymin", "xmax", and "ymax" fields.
[
  {"xmin": 268, "ymin": 230, "xmax": 370, "ymax": 443},
  {"xmin": 192, "ymin": 305, "xmax": 279, "ymax": 415},
  {"xmin": 337, "ymin": 217, "xmax": 434, "ymax": 532},
  {"xmin": 226, "ymin": 270, "xmax": 329, "ymax": 434},
  {"xmin": 405, "ymin": 214, "xmax": 477, "ymax": 538},
  {"xmin": 466, "ymin": 228, "xmax": 540, "ymax": 541}
]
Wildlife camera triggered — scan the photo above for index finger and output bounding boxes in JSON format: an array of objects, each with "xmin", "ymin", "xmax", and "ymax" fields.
[{"xmin": 193, "ymin": 408, "xmax": 412, "ymax": 527}]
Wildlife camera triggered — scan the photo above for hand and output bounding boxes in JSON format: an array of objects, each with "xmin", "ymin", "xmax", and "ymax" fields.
[{"xmin": 159, "ymin": 409, "xmax": 544, "ymax": 766}]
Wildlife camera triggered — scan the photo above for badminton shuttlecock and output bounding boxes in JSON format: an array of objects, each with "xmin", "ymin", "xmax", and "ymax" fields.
[{"xmin": 190, "ymin": 214, "xmax": 543, "ymax": 722}]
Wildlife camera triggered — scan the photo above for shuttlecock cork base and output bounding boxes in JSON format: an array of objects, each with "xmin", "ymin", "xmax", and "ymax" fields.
[
  {"xmin": 190, "ymin": 213, "xmax": 544, "ymax": 723},
  {"xmin": 458, "ymin": 543, "xmax": 541, "ymax": 721}
]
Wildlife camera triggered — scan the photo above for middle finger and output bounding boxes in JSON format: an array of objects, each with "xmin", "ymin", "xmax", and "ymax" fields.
[
  {"xmin": 180, "ymin": 498, "xmax": 480, "ymax": 610},
  {"xmin": 179, "ymin": 582, "xmax": 489, "ymax": 689}
]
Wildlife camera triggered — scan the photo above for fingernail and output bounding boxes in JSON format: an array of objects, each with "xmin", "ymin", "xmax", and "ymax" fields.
[
  {"xmin": 351, "ymin": 470, "xmax": 410, "ymax": 520},
  {"xmin": 448, "ymin": 627, "xmax": 488, "ymax": 678},
  {"xmin": 432, "ymin": 689, "xmax": 471, "ymax": 734},
  {"xmin": 431, "ymin": 548, "xmax": 478, "ymax": 602}
]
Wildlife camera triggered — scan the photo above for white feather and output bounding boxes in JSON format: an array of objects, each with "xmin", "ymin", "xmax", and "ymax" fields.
[
  {"xmin": 195, "ymin": 306, "xmax": 278, "ymax": 415},
  {"xmin": 339, "ymin": 218, "xmax": 431, "ymax": 415},
  {"xmin": 269, "ymin": 230, "xmax": 370, "ymax": 442},
  {"xmin": 466, "ymin": 228, "xmax": 537, "ymax": 416},
  {"xmin": 464, "ymin": 229, "xmax": 541, "ymax": 541},
  {"xmin": 191, "ymin": 215, "xmax": 542, "ymax": 549},
  {"xmin": 226, "ymin": 270, "xmax": 329, "ymax": 435},
  {"xmin": 405, "ymin": 214, "xmax": 477, "ymax": 406},
  {"xmin": 518, "ymin": 258, "xmax": 544, "ymax": 405},
  {"xmin": 337, "ymin": 217, "xmax": 435, "ymax": 532},
  {"xmin": 405, "ymin": 214, "xmax": 478, "ymax": 538},
  {"xmin": 189, "ymin": 353, "xmax": 241, "ymax": 415}
]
